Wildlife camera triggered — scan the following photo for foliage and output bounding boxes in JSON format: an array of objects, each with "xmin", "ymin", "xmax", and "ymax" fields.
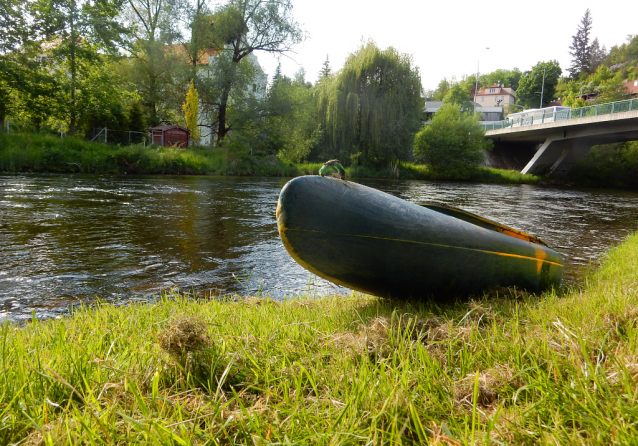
[
  {"xmin": 5, "ymin": 231, "xmax": 638, "ymax": 443},
  {"xmin": 258, "ymin": 70, "xmax": 321, "ymax": 162},
  {"xmin": 568, "ymin": 9, "xmax": 593, "ymax": 78},
  {"xmin": 314, "ymin": 41, "xmax": 423, "ymax": 166},
  {"xmin": 318, "ymin": 54, "xmax": 331, "ymax": 81},
  {"xmin": 605, "ymin": 34, "xmax": 638, "ymax": 80},
  {"xmin": 183, "ymin": 79, "xmax": 200, "ymax": 143},
  {"xmin": 442, "ymin": 83, "xmax": 473, "ymax": 112},
  {"xmin": 479, "ymin": 68, "xmax": 523, "ymax": 91},
  {"xmin": 568, "ymin": 141, "xmax": 638, "ymax": 189},
  {"xmin": 430, "ymin": 78, "xmax": 451, "ymax": 100},
  {"xmin": 205, "ymin": 0, "xmax": 304, "ymax": 144},
  {"xmin": 557, "ymin": 64, "xmax": 630, "ymax": 107},
  {"xmin": 516, "ymin": 61, "xmax": 561, "ymax": 109},
  {"xmin": 413, "ymin": 103, "xmax": 492, "ymax": 178},
  {"xmin": 123, "ymin": 0, "xmax": 190, "ymax": 126}
]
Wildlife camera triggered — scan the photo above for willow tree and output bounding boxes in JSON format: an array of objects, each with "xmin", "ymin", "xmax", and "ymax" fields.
[{"xmin": 314, "ymin": 42, "xmax": 423, "ymax": 165}]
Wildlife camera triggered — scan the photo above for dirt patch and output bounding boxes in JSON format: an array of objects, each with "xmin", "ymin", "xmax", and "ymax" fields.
[
  {"xmin": 157, "ymin": 314, "xmax": 212, "ymax": 357},
  {"xmin": 453, "ymin": 364, "xmax": 524, "ymax": 408}
]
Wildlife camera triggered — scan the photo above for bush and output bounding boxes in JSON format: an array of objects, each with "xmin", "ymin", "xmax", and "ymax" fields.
[{"xmin": 413, "ymin": 104, "xmax": 492, "ymax": 178}]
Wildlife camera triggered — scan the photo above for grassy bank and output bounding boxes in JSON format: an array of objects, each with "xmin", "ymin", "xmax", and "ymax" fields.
[
  {"xmin": 3, "ymin": 233, "xmax": 638, "ymax": 444},
  {"xmin": 0, "ymin": 132, "xmax": 542, "ymax": 184}
]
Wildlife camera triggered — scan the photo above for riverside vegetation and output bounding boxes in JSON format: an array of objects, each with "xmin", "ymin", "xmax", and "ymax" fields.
[
  {"xmin": 2, "ymin": 230, "xmax": 638, "ymax": 444},
  {"xmin": 0, "ymin": 132, "xmax": 541, "ymax": 183}
]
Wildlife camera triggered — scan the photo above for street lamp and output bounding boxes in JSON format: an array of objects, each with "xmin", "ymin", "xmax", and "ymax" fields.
[
  {"xmin": 473, "ymin": 47, "xmax": 490, "ymax": 103},
  {"xmin": 539, "ymin": 67, "xmax": 546, "ymax": 108}
]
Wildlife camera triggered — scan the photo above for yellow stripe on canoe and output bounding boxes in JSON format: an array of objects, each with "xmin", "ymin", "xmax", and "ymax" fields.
[{"xmin": 281, "ymin": 226, "xmax": 563, "ymax": 268}]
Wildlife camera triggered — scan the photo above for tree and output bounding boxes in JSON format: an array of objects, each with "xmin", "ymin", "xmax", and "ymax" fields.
[
  {"xmin": 122, "ymin": 0, "xmax": 199, "ymax": 127},
  {"xmin": 183, "ymin": 79, "xmax": 201, "ymax": 143},
  {"xmin": 414, "ymin": 104, "xmax": 491, "ymax": 178},
  {"xmin": 588, "ymin": 38, "xmax": 607, "ymax": 73},
  {"xmin": 431, "ymin": 78, "xmax": 451, "ymax": 100},
  {"xmin": 479, "ymin": 68, "xmax": 522, "ymax": 91},
  {"xmin": 442, "ymin": 83, "xmax": 473, "ymax": 112},
  {"xmin": 314, "ymin": 42, "xmax": 423, "ymax": 165},
  {"xmin": 516, "ymin": 61, "xmax": 562, "ymax": 109},
  {"xmin": 28, "ymin": 0, "xmax": 129, "ymax": 134},
  {"xmin": 569, "ymin": 9, "xmax": 593, "ymax": 78},
  {"xmin": 261, "ymin": 69, "xmax": 320, "ymax": 162},
  {"xmin": 206, "ymin": 0, "xmax": 304, "ymax": 145},
  {"xmin": 318, "ymin": 54, "xmax": 331, "ymax": 80}
]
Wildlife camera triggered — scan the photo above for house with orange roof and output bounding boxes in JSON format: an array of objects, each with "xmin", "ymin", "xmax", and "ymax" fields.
[{"xmin": 475, "ymin": 84, "xmax": 517, "ymax": 107}]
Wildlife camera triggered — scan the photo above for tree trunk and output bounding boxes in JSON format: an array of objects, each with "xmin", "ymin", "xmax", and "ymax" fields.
[{"xmin": 216, "ymin": 85, "xmax": 230, "ymax": 144}]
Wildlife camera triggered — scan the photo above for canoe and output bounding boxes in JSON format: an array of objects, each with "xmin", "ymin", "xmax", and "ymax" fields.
[{"xmin": 276, "ymin": 176, "xmax": 563, "ymax": 299}]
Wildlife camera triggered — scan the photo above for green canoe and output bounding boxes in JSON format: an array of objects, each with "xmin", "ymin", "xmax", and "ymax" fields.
[{"xmin": 277, "ymin": 176, "xmax": 563, "ymax": 299}]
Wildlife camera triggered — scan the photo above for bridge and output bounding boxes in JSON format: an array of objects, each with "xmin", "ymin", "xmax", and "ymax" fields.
[{"xmin": 482, "ymin": 99, "xmax": 638, "ymax": 177}]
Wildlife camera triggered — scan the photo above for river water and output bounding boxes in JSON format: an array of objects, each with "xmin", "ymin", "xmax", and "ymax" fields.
[{"xmin": 1, "ymin": 174, "xmax": 637, "ymax": 322}]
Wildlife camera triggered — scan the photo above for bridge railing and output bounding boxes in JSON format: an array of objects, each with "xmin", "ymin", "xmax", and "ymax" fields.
[{"xmin": 481, "ymin": 98, "xmax": 638, "ymax": 131}]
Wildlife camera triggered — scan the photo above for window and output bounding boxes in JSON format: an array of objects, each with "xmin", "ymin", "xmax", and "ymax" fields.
[
  {"xmin": 481, "ymin": 97, "xmax": 484, "ymax": 102},
  {"xmin": 489, "ymin": 88, "xmax": 495, "ymax": 93}
]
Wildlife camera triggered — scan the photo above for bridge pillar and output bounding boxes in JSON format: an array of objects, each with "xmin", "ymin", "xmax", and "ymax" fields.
[
  {"xmin": 547, "ymin": 142, "xmax": 594, "ymax": 177},
  {"xmin": 520, "ymin": 138, "xmax": 572, "ymax": 175},
  {"xmin": 520, "ymin": 138, "xmax": 593, "ymax": 177}
]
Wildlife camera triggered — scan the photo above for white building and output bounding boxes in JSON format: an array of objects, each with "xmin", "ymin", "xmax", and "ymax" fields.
[{"xmin": 475, "ymin": 84, "xmax": 516, "ymax": 107}]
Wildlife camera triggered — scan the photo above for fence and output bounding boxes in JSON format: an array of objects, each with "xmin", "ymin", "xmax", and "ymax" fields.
[
  {"xmin": 482, "ymin": 98, "xmax": 638, "ymax": 131},
  {"xmin": 0, "ymin": 120, "xmax": 149, "ymax": 146}
]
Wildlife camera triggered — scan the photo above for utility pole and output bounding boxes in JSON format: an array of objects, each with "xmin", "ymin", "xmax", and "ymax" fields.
[{"xmin": 540, "ymin": 67, "xmax": 546, "ymax": 108}]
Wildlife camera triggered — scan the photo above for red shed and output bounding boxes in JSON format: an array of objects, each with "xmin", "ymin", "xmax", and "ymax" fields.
[{"xmin": 149, "ymin": 125, "xmax": 190, "ymax": 148}]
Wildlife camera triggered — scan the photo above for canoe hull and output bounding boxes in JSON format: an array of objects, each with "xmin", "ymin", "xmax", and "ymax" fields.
[{"xmin": 277, "ymin": 176, "xmax": 563, "ymax": 299}]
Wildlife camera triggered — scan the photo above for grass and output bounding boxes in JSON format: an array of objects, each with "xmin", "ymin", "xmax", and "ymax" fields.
[
  {"xmin": 0, "ymin": 132, "xmax": 544, "ymax": 184},
  {"xmin": 3, "ymin": 231, "xmax": 638, "ymax": 444}
]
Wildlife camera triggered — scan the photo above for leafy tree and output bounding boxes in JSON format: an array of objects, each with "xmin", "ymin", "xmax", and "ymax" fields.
[
  {"xmin": 197, "ymin": 50, "xmax": 265, "ymax": 148},
  {"xmin": 442, "ymin": 83, "xmax": 473, "ymax": 112},
  {"xmin": 480, "ymin": 68, "xmax": 522, "ymax": 91},
  {"xmin": 431, "ymin": 78, "xmax": 451, "ymax": 100},
  {"xmin": 124, "ymin": 0, "xmax": 187, "ymax": 125},
  {"xmin": 516, "ymin": 61, "xmax": 562, "ymax": 109},
  {"xmin": 314, "ymin": 42, "xmax": 423, "ymax": 165},
  {"xmin": 605, "ymin": 35, "xmax": 638, "ymax": 80},
  {"xmin": 569, "ymin": 9, "xmax": 593, "ymax": 78},
  {"xmin": 183, "ymin": 79, "xmax": 200, "ymax": 143},
  {"xmin": 413, "ymin": 103, "xmax": 491, "ymax": 178},
  {"xmin": 207, "ymin": 0, "xmax": 304, "ymax": 145},
  {"xmin": 0, "ymin": 0, "xmax": 28, "ymax": 55},
  {"xmin": 27, "ymin": 0, "xmax": 128, "ymax": 134},
  {"xmin": 263, "ymin": 69, "xmax": 320, "ymax": 162}
]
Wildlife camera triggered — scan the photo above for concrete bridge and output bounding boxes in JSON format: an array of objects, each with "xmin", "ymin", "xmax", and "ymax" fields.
[{"xmin": 482, "ymin": 99, "xmax": 638, "ymax": 177}]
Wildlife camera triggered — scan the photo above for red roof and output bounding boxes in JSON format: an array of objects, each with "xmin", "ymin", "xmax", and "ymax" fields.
[
  {"xmin": 149, "ymin": 125, "xmax": 190, "ymax": 133},
  {"xmin": 476, "ymin": 84, "xmax": 516, "ymax": 97}
]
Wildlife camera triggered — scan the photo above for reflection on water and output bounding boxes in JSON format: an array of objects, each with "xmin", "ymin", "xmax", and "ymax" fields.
[{"xmin": 1, "ymin": 174, "xmax": 637, "ymax": 322}]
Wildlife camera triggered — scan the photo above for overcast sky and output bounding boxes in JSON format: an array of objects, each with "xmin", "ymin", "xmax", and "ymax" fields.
[{"xmin": 255, "ymin": 0, "xmax": 637, "ymax": 91}]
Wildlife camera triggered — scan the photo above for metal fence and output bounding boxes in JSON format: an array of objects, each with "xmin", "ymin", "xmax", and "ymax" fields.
[{"xmin": 482, "ymin": 98, "xmax": 638, "ymax": 131}]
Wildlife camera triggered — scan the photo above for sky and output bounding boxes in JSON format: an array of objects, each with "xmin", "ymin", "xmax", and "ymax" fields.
[{"xmin": 255, "ymin": 0, "xmax": 638, "ymax": 92}]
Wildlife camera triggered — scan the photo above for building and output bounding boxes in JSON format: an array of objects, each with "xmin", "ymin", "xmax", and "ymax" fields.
[
  {"xmin": 623, "ymin": 79, "xmax": 638, "ymax": 97},
  {"xmin": 150, "ymin": 125, "xmax": 190, "ymax": 148},
  {"xmin": 423, "ymin": 100, "xmax": 504, "ymax": 123},
  {"xmin": 474, "ymin": 84, "xmax": 517, "ymax": 107}
]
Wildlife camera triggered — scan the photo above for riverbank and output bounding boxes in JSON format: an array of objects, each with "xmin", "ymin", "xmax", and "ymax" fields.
[
  {"xmin": 0, "ymin": 132, "xmax": 541, "ymax": 183},
  {"xmin": 3, "ymin": 232, "xmax": 638, "ymax": 444}
]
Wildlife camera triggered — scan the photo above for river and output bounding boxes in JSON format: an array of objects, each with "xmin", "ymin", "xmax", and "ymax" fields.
[{"xmin": 1, "ymin": 173, "xmax": 637, "ymax": 322}]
